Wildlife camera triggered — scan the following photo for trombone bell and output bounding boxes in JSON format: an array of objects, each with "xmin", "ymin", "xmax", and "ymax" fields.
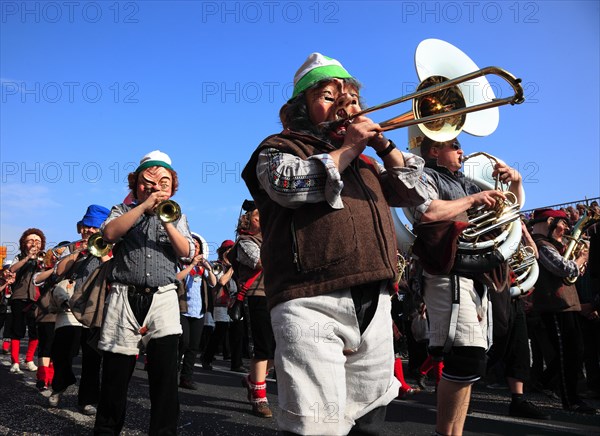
[{"xmin": 413, "ymin": 75, "xmax": 466, "ymax": 142}]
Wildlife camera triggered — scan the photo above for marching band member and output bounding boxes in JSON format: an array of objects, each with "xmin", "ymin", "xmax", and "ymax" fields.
[
  {"xmin": 176, "ymin": 232, "xmax": 216, "ymax": 390},
  {"xmin": 408, "ymin": 132, "xmax": 522, "ymax": 436},
  {"xmin": 529, "ymin": 208, "xmax": 596, "ymax": 414},
  {"xmin": 7, "ymin": 228, "xmax": 46, "ymax": 374},
  {"xmin": 242, "ymin": 53, "xmax": 427, "ymax": 434},
  {"xmin": 47, "ymin": 204, "xmax": 111, "ymax": 415},
  {"xmin": 201, "ymin": 239, "xmax": 245, "ymax": 373},
  {"xmin": 93, "ymin": 150, "xmax": 194, "ymax": 435},
  {"xmin": 227, "ymin": 201, "xmax": 275, "ymax": 418}
]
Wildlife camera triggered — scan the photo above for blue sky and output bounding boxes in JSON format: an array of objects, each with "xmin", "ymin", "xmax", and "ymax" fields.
[{"xmin": 1, "ymin": 1, "xmax": 599, "ymax": 259}]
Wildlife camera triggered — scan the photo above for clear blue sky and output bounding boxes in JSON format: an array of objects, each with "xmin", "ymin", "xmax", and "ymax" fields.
[{"xmin": 1, "ymin": 1, "xmax": 599, "ymax": 259}]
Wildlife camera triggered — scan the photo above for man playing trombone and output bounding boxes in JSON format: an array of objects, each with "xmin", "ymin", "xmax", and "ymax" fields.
[{"xmin": 94, "ymin": 150, "xmax": 194, "ymax": 435}]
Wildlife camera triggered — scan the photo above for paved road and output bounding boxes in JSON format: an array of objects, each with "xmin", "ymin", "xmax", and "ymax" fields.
[{"xmin": 1, "ymin": 351, "xmax": 599, "ymax": 435}]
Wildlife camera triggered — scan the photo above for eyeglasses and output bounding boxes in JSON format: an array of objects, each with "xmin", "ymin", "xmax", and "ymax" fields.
[{"xmin": 434, "ymin": 141, "xmax": 461, "ymax": 151}]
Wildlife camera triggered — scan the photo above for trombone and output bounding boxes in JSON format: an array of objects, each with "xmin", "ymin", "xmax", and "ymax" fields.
[
  {"xmin": 345, "ymin": 67, "xmax": 524, "ymax": 136},
  {"xmin": 329, "ymin": 39, "xmax": 525, "ymax": 142}
]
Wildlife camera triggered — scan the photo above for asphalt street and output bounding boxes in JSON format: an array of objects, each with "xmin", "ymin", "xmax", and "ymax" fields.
[{"xmin": 1, "ymin": 350, "xmax": 599, "ymax": 435}]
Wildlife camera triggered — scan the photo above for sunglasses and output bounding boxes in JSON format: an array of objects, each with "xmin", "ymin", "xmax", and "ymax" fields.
[{"xmin": 448, "ymin": 141, "xmax": 461, "ymax": 150}]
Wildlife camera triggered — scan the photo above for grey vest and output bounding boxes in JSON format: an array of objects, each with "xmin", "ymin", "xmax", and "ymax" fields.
[{"xmin": 423, "ymin": 160, "xmax": 481, "ymax": 200}]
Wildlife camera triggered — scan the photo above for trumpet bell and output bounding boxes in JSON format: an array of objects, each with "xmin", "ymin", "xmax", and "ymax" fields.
[
  {"xmin": 157, "ymin": 200, "xmax": 181, "ymax": 223},
  {"xmin": 415, "ymin": 38, "xmax": 500, "ymax": 137},
  {"xmin": 88, "ymin": 233, "xmax": 112, "ymax": 257}
]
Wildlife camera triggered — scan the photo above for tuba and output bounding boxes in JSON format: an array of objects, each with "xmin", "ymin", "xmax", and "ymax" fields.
[
  {"xmin": 458, "ymin": 152, "xmax": 522, "ymax": 262},
  {"xmin": 462, "ymin": 152, "xmax": 539, "ymax": 295}
]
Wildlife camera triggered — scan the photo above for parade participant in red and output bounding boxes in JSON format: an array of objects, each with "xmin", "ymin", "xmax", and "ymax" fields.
[{"xmin": 7, "ymin": 228, "xmax": 46, "ymax": 374}]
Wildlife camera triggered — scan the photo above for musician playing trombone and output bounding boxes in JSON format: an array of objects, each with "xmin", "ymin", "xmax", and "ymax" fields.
[
  {"xmin": 407, "ymin": 132, "xmax": 525, "ymax": 435},
  {"xmin": 242, "ymin": 53, "xmax": 428, "ymax": 435},
  {"xmin": 93, "ymin": 150, "xmax": 194, "ymax": 435}
]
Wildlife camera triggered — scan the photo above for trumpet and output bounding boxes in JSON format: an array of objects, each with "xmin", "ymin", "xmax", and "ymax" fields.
[
  {"xmin": 87, "ymin": 233, "xmax": 113, "ymax": 257},
  {"xmin": 212, "ymin": 262, "xmax": 223, "ymax": 275},
  {"xmin": 156, "ymin": 200, "xmax": 181, "ymax": 223}
]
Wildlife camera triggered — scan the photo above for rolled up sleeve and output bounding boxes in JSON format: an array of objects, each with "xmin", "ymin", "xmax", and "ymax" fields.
[{"xmin": 381, "ymin": 152, "xmax": 429, "ymax": 209}]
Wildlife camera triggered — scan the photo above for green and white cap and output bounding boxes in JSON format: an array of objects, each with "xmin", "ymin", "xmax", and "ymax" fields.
[
  {"xmin": 291, "ymin": 53, "xmax": 353, "ymax": 99},
  {"xmin": 135, "ymin": 150, "xmax": 173, "ymax": 173}
]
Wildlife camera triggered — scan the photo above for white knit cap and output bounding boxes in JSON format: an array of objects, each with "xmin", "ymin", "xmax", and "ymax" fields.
[{"xmin": 136, "ymin": 150, "xmax": 173, "ymax": 172}]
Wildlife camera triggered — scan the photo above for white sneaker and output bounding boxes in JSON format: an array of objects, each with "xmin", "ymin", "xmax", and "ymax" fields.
[
  {"xmin": 49, "ymin": 391, "xmax": 62, "ymax": 407},
  {"xmin": 25, "ymin": 361, "xmax": 38, "ymax": 371},
  {"xmin": 9, "ymin": 363, "xmax": 23, "ymax": 374}
]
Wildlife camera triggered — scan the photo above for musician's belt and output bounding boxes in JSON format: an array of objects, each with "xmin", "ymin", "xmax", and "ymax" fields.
[{"xmin": 127, "ymin": 285, "xmax": 159, "ymax": 295}]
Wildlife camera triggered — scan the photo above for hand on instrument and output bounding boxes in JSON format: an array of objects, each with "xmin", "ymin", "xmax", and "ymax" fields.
[
  {"xmin": 141, "ymin": 190, "xmax": 169, "ymax": 214},
  {"xmin": 470, "ymin": 190, "xmax": 506, "ymax": 209},
  {"xmin": 343, "ymin": 116, "xmax": 382, "ymax": 152},
  {"xmin": 492, "ymin": 161, "xmax": 521, "ymax": 184},
  {"xmin": 191, "ymin": 254, "xmax": 203, "ymax": 266}
]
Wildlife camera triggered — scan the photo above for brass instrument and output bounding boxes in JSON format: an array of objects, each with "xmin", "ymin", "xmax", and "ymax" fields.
[
  {"xmin": 87, "ymin": 233, "xmax": 113, "ymax": 257},
  {"xmin": 333, "ymin": 39, "xmax": 524, "ymax": 142},
  {"xmin": 157, "ymin": 200, "xmax": 181, "ymax": 223},
  {"xmin": 563, "ymin": 208, "xmax": 599, "ymax": 285},
  {"xmin": 396, "ymin": 252, "xmax": 407, "ymax": 284},
  {"xmin": 213, "ymin": 261, "xmax": 231, "ymax": 276},
  {"xmin": 508, "ymin": 243, "xmax": 539, "ymax": 298},
  {"xmin": 49, "ymin": 239, "xmax": 86, "ymax": 257},
  {"xmin": 459, "ymin": 152, "xmax": 522, "ymax": 256},
  {"xmin": 212, "ymin": 262, "xmax": 223, "ymax": 275}
]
